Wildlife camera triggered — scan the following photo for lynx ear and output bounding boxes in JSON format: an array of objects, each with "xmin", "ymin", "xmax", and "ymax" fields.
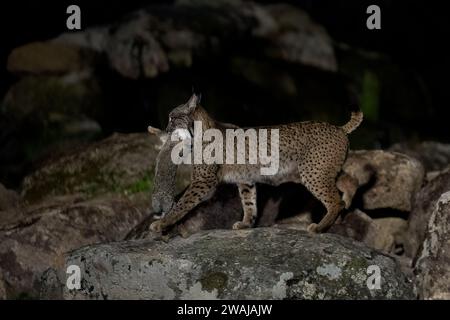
[{"xmin": 187, "ymin": 93, "xmax": 200, "ymax": 111}]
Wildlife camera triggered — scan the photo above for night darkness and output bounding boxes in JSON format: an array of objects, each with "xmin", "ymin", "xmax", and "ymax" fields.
[
  {"xmin": 2, "ymin": 1, "xmax": 450, "ymax": 139},
  {"xmin": 1, "ymin": 0, "xmax": 450, "ymax": 302}
]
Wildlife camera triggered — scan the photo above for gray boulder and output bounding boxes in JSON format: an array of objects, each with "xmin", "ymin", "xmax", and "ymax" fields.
[
  {"xmin": 51, "ymin": 0, "xmax": 337, "ymax": 79},
  {"xmin": 390, "ymin": 141, "xmax": 450, "ymax": 173},
  {"xmin": 341, "ymin": 150, "xmax": 424, "ymax": 212},
  {"xmin": 405, "ymin": 168, "xmax": 450, "ymax": 258},
  {"xmin": 0, "ymin": 272, "xmax": 6, "ymax": 300},
  {"xmin": 0, "ymin": 183, "xmax": 20, "ymax": 212},
  {"xmin": 21, "ymin": 133, "xmax": 160, "ymax": 205},
  {"xmin": 0, "ymin": 74, "xmax": 103, "ymax": 185},
  {"xmin": 329, "ymin": 210, "xmax": 406, "ymax": 254},
  {"xmin": 7, "ymin": 41, "xmax": 94, "ymax": 75},
  {"xmin": 51, "ymin": 228, "xmax": 413, "ymax": 299},
  {"xmin": 414, "ymin": 191, "xmax": 450, "ymax": 299},
  {"xmin": 0, "ymin": 195, "xmax": 146, "ymax": 298},
  {"xmin": 0, "ymin": 183, "xmax": 24, "ymax": 231}
]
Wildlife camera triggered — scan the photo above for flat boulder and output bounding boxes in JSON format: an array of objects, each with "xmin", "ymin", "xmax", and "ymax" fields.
[{"xmin": 50, "ymin": 228, "xmax": 413, "ymax": 299}]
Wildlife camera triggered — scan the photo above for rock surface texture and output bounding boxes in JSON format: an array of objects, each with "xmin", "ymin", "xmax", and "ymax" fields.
[
  {"xmin": 49, "ymin": 228, "xmax": 414, "ymax": 300},
  {"xmin": 341, "ymin": 150, "xmax": 424, "ymax": 212},
  {"xmin": 0, "ymin": 196, "xmax": 146, "ymax": 298},
  {"xmin": 414, "ymin": 191, "xmax": 450, "ymax": 299},
  {"xmin": 405, "ymin": 168, "xmax": 450, "ymax": 258}
]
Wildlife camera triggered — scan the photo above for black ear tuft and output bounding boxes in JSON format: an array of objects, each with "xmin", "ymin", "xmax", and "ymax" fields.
[{"xmin": 187, "ymin": 93, "xmax": 199, "ymax": 111}]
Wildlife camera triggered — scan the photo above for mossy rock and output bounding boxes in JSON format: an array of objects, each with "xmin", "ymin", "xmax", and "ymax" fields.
[
  {"xmin": 7, "ymin": 41, "xmax": 94, "ymax": 75},
  {"xmin": 1, "ymin": 74, "xmax": 104, "ymax": 159},
  {"xmin": 2, "ymin": 75, "xmax": 103, "ymax": 122},
  {"xmin": 21, "ymin": 133, "xmax": 163, "ymax": 204}
]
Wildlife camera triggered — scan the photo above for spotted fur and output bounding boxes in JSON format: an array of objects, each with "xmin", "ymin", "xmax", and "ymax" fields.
[{"xmin": 150, "ymin": 94, "xmax": 363, "ymax": 233}]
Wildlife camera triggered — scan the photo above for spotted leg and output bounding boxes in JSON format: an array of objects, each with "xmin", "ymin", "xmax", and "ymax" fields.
[
  {"xmin": 233, "ymin": 183, "xmax": 257, "ymax": 230},
  {"xmin": 150, "ymin": 170, "xmax": 218, "ymax": 233}
]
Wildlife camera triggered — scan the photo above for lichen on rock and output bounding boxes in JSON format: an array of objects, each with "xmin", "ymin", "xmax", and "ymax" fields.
[{"xmin": 50, "ymin": 228, "xmax": 413, "ymax": 300}]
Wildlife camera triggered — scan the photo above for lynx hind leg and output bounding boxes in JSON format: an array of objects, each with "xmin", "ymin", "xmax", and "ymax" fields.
[
  {"xmin": 233, "ymin": 183, "xmax": 257, "ymax": 230},
  {"xmin": 336, "ymin": 172, "xmax": 359, "ymax": 209},
  {"xmin": 299, "ymin": 165, "xmax": 345, "ymax": 234},
  {"xmin": 307, "ymin": 184, "xmax": 344, "ymax": 233}
]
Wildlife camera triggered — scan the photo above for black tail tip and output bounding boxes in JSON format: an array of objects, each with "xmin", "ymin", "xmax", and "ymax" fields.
[{"xmin": 191, "ymin": 86, "xmax": 202, "ymax": 104}]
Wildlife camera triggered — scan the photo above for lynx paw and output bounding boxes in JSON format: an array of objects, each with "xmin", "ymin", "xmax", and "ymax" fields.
[
  {"xmin": 232, "ymin": 221, "xmax": 251, "ymax": 230},
  {"xmin": 307, "ymin": 223, "xmax": 319, "ymax": 234},
  {"xmin": 150, "ymin": 220, "xmax": 164, "ymax": 233}
]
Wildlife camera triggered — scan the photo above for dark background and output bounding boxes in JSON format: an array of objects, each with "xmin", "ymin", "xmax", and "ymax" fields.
[
  {"xmin": 1, "ymin": 0, "xmax": 450, "ymax": 188},
  {"xmin": 2, "ymin": 0, "xmax": 449, "ymax": 115}
]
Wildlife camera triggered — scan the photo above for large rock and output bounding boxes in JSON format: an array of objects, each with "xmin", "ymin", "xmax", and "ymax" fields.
[
  {"xmin": 0, "ymin": 183, "xmax": 24, "ymax": 229},
  {"xmin": 342, "ymin": 150, "xmax": 424, "ymax": 212},
  {"xmin": 329, "ymin": 210, "xmax": 406, "ymax": 254},
  {"xmin": 390, "ymin": 141, "xmax": 450, "ymax": 173},
  {"xmin": 2, "ymin": 76, "xmax": 101, "ymax": 123},
  {"xmin": 48, "ymin": 228, "xmax": 413, "ymax": 299},
  {"xmin": 405, "ymin": 168, "xmax": 450, "ymax": 258},
  {"xmin": 263, "ymin": 3, "xmax": 336, "ymax": 71},
  {"xmin": 0, "ymin": 195, "xmax": 146, "ymax": 299},
  {"xmin": 21, "ymin": 133, "xmax": 162, "ymax": 205},
  {"xmin": 414, "ymin": 191, "xmax": 450, "ymax": 299},
  {"xmin": 0, "ymin": 183, "xmax": 20, "ymax": 212},
  {"xmin": 0, "ymin": 75, "xmax": 103, "ymax": 186},
  {"xmin": 2, "ymin": 0, "xmax": 342, "ymax": 187},
  {"xmin": 0, "ymin": 272, "xmax": 6, "ymax": 300},
  {"xmin": 7, "ymin": 42, "xmax": 94, "ymax": 75},
  {"xmin": 51, "ymin": 0, "xmax": 336, "ymax": 78}
]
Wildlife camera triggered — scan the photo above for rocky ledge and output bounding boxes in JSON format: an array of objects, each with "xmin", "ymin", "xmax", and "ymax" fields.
[{"xmin": 41, "ymin": 227, "xmax": 413, "ymax": 300}]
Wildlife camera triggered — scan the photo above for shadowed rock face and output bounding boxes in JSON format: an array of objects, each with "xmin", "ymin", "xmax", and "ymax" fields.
[
  {"xmin": 390, "ymin": 142, "xmax": 450, "ymax": 173},
  {"xmin": 1, "ymin": 0, "xmax": 344, "ymax": 189},
  {"xmin": 0, "ymin": 131, "xmax": 171, "ymax": 299},
  {"xmin": 0, "ymin": 196, "xmax": 147, "ymax": 299},
  {"xmin": 341, "ymin": 150, "xmax": 424, "ymax": 212},
  {"xmin": 0, "ymin": 273, "xmax": 6, "ymax": 300},
  {"xmin": 43, "ymin": 228, "xmax": 413, "ymax": 300},
  {"xmin": 414, "ymin": 191, "xmax": 450, "ymax": 299},
  {"xmin": 44, "ymin": 1, "xmax": 337, "ymax": 79},
  {"xmin": 405, "ymin": 168, "xmax": 450, "ymax": 258}
]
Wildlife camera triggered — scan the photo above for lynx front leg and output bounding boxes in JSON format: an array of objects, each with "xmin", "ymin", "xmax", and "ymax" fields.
[
  {"xmin": 150, "ymin": 175, "xmax": 218, "ymax": 233},
  {"xmin": 233, "ymin": 183, "xmax": 257, "ymax": 230}
]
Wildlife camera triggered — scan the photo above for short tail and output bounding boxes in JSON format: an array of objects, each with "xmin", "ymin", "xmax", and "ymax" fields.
[{"xmin": 341, "ymin": 107, "xmax": 363, "ymax": 134}]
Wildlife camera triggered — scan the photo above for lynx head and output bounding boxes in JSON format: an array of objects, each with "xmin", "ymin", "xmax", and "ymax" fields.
[{"xmin": 166, "ymin": 94, "xmax": 201, "ymax": 136}]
